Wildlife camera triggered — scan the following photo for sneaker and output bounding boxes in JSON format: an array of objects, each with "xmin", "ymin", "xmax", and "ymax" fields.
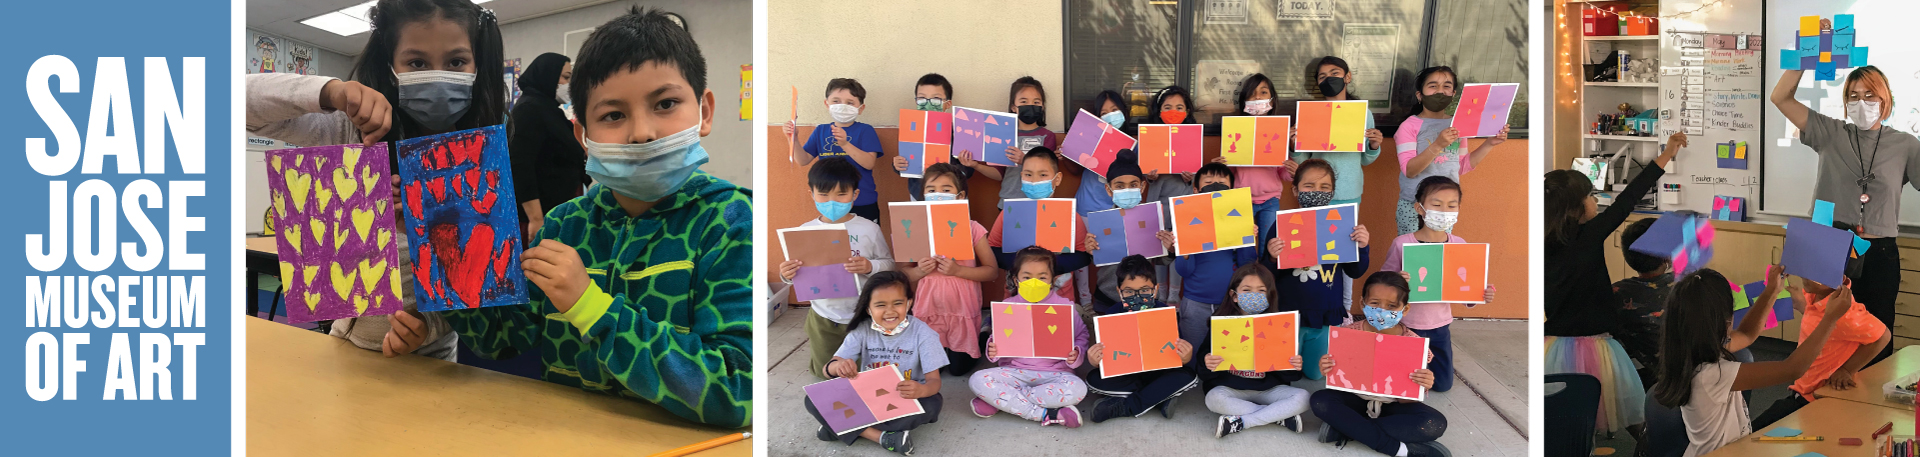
[
  {"xmin": 970, "ymin": 397, "xmax": 998, "ymax": 418},
  {"xmin": 1040, "ymin": 406, "xmax": 1083, "ymax": 428},
  {"xmin": 1281, "ymin": 415, "xmax": 1305, "ymax": 433},
  {"xmin": 1088, "ymin": 396, "xmax": 1130, "ymax": 423},
  {"xmin": 879, "ymin": 430, "xmax": 914, "ymax": 455},
  {"xmin": 1407, "ymin": 441, "xmax": 1452, "ymax": 457},
  {"xmin": 816, "ymin": 425, "xmax": 836, "ymax": 442},
  {"xmin": 1215, "ymin": 415, "xmax": 1246, "ymax": 438},
  {"xmin": 1158, "ymin": 395, "xmax": 1175, "ymax": 419},
  {"xmin": 1318, "ymin": 421, "xmax": 1348, "ymax": 445}
]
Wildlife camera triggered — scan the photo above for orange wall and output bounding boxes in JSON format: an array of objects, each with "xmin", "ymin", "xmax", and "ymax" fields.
[{"xmin": 765, "ymin": 126, "xmax": 1529, "ymax": 319}]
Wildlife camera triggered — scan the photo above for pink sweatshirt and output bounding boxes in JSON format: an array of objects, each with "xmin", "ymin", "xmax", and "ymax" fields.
[
  {"xmin": 985, "ymin": 292, "xmax": 1090, "ymax": 373},
  {"xmin": 1234, "ymin": 167, "xmax": 1293, "ymax": 204}
]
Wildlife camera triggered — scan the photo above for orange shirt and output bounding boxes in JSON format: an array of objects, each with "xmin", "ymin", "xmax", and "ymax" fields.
[{"xmin": 1792, "ymin": 291, "xmax": 1888, "ymax": 396}]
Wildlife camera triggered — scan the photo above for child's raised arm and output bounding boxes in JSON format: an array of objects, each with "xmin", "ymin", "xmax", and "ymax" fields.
[{"xmin": 1729, "ymin": 284, "xmax": 1855, "ymax": 392}]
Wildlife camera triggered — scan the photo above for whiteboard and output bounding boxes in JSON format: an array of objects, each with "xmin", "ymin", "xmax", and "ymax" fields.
[
  {"xmin": 1656, "ymin": 0, "xmax": 1765, "ymax": 215},
  {"xmin": 1763, "ymin": 0, "xmax": 1920, "ymax": 226}
]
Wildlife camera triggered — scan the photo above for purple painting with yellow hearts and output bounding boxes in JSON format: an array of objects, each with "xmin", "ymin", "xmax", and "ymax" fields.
[{"xmin": 265, "ymin": 142, "xmax": 405, "ymax": 323}]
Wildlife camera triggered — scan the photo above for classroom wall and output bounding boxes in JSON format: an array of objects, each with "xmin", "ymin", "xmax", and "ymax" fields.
[
  {"xmin": 763, "ymin": 126, "xmax": 1531, "ymax": 320},
  {"xmin": 495, "ymin": 0, "xmax": 754, "ymax": 188},
  {"xmin": 768, "ymin": 0, "xmax": 1066, "ymax": 128}
]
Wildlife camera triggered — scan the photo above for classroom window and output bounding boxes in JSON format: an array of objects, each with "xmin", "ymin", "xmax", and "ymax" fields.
[{"xmin": 1063, "ymin": 0, "xmax": 1182, "ymax": 123}]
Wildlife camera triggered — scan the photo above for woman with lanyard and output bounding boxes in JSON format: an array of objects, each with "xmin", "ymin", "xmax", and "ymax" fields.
[{"xmin": 1769, "ymin": 19, "xmax": 1920, "ymax": 363}]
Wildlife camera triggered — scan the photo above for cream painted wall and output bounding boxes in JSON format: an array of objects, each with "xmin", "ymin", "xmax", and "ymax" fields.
[{"xmin": 769, "ymin": 0, "xmax": 1064, "ymax": 128}]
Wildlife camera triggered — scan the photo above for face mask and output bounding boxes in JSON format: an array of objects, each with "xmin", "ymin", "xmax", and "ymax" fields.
[
  {"xmin": 828, "ymin": 103, "xmax": 860, "ymax": 123},
  {"xmin": 1364, "ymin": 305, "xmax": 1404, "ymax": 330},
  {"xmin": 1421, "ymin": 92, "xmax": 1452, "ymax": 113},
  {"xmin": 870, "ymin": 315, "xmax": 910, "ymax": 336},
  {"xmin": 1101, "ymin": 111, "xmax": 1127, "ymax": 128},
  {"xmin": 1423, "ymin": 209, "xmax": 1460, "ymax": 233},
  {"xmin": 1201, "ymin": 183, "xmax": 1231, "ymax": 194},
  {"xmin": 924, "ymin": 192, "xmax": 957, "ymax": 202},
  {"xmin": 1022, "ymin": 179, "xmax": 1054, "ymax": 199},
  {"xmin": 1112, "ymin": 188, "xmax": 1143, "ymax": 209},
  {"xmin": 815, "ymin": 200, "xmax": 852, "ymax": 221},
  {"xmin": 1243, "ymin": 99, "xmax": 1273, "ymax": 116},
  {"xmin": 580, "ymin": 108, "xmax": 710, "ymax": 202},
  {"xmin": 1318, "ymin": 77, "xmax": 1347, "ymax": 98},
  {"xmin": 916, "ymin": 98, "xmax": 945, "ymax": 111},
  {"xmin": 395, "ymin": 70, "xmax": 475, "ymax": 131},
  {"xmin": 1848, "ymin": 100, "xmax": 1883, "ymax": 128},
  {"xmin": 1159, "ymin": 110, "xmax": 1187, "ymax": 124},
  {"xmin": 1122, "ymin": 291, "xmax": 1157, "ymax": 312},
  {"xmin": 1236, "ymin": 292, "xmax": 1269, "ymax": 314},
  {"xmin": 555, "ymin": 82, "xmax": 571, "ymax": 104},
  {"xmin": 1017, "ymin": 105, "xmax": 1045, "ymax": 125},
  {"xmin": 1297, "ymin": 190, "xmax": 1334, "ymax": 208},
  {"xmin": 1018, "ymin": 278, "xmax": 1052, "ymax": 303}
]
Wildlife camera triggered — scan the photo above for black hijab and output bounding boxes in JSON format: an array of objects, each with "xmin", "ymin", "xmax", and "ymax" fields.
[{"xmin": 517, "ymin": 52, "xmax": 569, "ymax": 100}]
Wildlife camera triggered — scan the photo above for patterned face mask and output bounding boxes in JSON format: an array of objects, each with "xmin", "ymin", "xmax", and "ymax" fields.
[
  {"xmin": 1236, "ymin": 292, "xmax": 1269, "ymax": 314},
  {"xmin": 1122, "ymin": 291, "xmax": 1157, "ymax": 312},
  {"xmin": 1363, "ymin": 305, "xmax": 1404, "ymax": 330}
]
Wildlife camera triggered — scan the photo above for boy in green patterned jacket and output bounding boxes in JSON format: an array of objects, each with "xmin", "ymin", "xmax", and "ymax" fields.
[{"xmin": 442, "ymin": 7, "xmax": 753, "ymax": 428}]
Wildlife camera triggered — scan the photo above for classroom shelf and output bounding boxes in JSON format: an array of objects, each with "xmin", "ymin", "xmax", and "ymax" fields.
[
  {"xmin": 1584, "ymin": 35, "xmax": 1660, "ymax": 41},
  {"xmin": 1583, "ymin": 134, "xmax": 1660, "ymax": 142},
  {"xmin": 1585, "ymin": 81, "xmax": 1659, "ymax": 87}
]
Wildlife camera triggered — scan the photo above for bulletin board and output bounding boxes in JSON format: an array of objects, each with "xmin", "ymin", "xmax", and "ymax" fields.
[{"xmin": 1654, "ymin": 0, "xmax": 1764, "ymax": 216}]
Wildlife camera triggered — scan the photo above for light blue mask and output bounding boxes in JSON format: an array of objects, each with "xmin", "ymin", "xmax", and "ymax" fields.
[
  {"xmin": 1236, "ymin": 292, "xmax": 1269, "ymax": 314},
  {"xmin": 815, "ymin": 200, "xmax": 852, "ymax": 221},
  {"xmin": 1101, "ymin": 111, "xmax": 1126, "ymax": 128},
  {"xmin": 1112, "ymin": 188, "xmax": 1143, "ymax": 209},
  {"xmin": 580, "ymin": 108, "xmax": 709, "ymax": 202},
  {"xmin": 395, "ymin": 70, "xmax": 474, "ymax": 131},
  {"xmin": 924, "ymin": 192, "xmax": 958, "ymax": 202},
  {"xmin": 1363, "ymin": 305, "xmax": 1404, "ymax": 331},
  {"xmin": 1021, "ymin": 179, "xmax": 1054, "ymax": 199}
]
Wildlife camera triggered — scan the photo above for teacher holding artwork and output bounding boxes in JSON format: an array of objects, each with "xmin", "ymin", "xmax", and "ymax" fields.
[{"xmin": 1769, "ymin": 18, "xmax": 1919, "ymax": 363}]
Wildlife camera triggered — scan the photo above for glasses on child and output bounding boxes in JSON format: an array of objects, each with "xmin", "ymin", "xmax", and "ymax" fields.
[
  {"xmin": 1119, "ymin": 287, "xmax": 1153, "ymax": 296},
  {"xmin": 914, "ymin": 97, "xmax": 946, "ymax": 106}
]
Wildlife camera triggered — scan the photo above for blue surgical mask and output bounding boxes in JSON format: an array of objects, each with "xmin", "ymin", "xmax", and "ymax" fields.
[
  {"xmin": 1021, "ymin": 179, "xmax": 1054, "ymax": 199},
  {"xmin": 580, "ymin": 106, "xmax": 710, "ymax": 202},
  {"xmin": 1363, "ymin": 305, "xmax": 1404, "ymax": 330},
  {"xmin": 1101, "ymin": 111, "xmax": 1126, "ymax": 128},
  {"xmin": 924, "ymin": 192, "xmax": 958, "ymax": 202},
  {"xmin": 1112, "ymin": 188, "xmax": 1143, "ymax": 209},
  {"xmin": 395, "ymin": 70, "xmax": 475, "ymax": 131},
  {"xmin": 815, "ymin": 200, "xmax": 852, "ymax": 221},
  {"xmin": 1237, "ymin": 292, "xmax": 1269, "ymax": 314}
]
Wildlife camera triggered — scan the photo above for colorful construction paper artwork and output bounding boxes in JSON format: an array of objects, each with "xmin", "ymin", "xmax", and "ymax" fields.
[
  {"xmin": 1735, "ymin": 275, "xmax": 1796, "ymax": 330},
  {"xmin": 1093, "ymin": 307, "xmax": 1182, "ymax": 378},
  {"xmin": 1401, "ymin": 243, "xmax": 1490, "ymax": 304},
  {"xmin": 1220, "ymin": 116, "xmax": 1292, "ymax": 166},
  {"xmin": 1325, "ymin": 326, "xmax": 1431, "ymax": 401},
  {"xmin": 1088, "ymin": 202, "xmax": 1168, "ymax": 266},
  {"xmin": 1784, "ymin": 217, "xmax": 1853, "ymax": 288},
  {"xmin": 897, "ymin": 109, "xmax": 952, "ymax": 178},
  {"xmin": 991, "ymin": 302, "xmax": 1077, "ymax": 360},
  {"xmin": 887, "ymin": 201, "xmax": 975, "ymax": 264},
  {"xmin": 1627, "ymin": 212, "xmax": 1715, "ymax": 277},
  {"xmin": 1452, "ymin": 84, "xmax": 1519, "ymax": 138},
  {"xmin": 1783, "ymin": 15, "xmax": 1867, "ymax": 81},
  {"xmin": 266, "ymin": 143, "xmax": 405, "ymax": 323},
  {"xmin": 778, "ymin": 225, "xmax": 860, "ymax": 302},
  {"xmin": 1294, "ymin": 100, "xmax": 1370, "ymax": 153},
  {"xmin": 1271, "ymin": 203, "xmax": 1359, "ymax": 269},
  {"xmin": 394, "ymin": 125, "xmax": 529, "ymax": 313},
  {"xmin": 803, "ymin": 365, "xmax": 926, "ymax": 435},
  {"xmin": 1136, "ymin": 124, "xmax": 1205, "ymax": 175},
  {"xmin": 1716, "ymin": 141, "xmax": 1749, "ymax": 170},
  {"xmin": 1002, "ymin": 198, "xmax": 1077, "ymax": 253},
  {"xmin": 951, "ymin": 107, "xmax": 1019, "ymax": 167},
  {"xmin": 1169, "ymin": 187, "xmax": 1258, "ymax": 256},
  {"xmin": 1210, "ymin": 311, "xmax": 1300, "ymax": 372},
  {"xmin": 1059, "ymin": 109, "xmax": 1137, "ymax": 177},
  {"xmin": 1713, "ymin": 196, "xmax": 1746, "ymax": 222}
]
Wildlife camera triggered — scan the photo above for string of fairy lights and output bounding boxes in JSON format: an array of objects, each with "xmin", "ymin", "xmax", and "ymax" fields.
[{"xmin": 1557, "ymin": 0, "xmax": 1738, "ymax": 108}]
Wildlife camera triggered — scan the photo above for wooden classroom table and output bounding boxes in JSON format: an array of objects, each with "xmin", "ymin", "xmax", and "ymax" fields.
[
  {"xmin": 246, "ymin": 318, "xmax": 750, "ymax": 456},
  {"xmin": 243, "ymin": 237, "xmax": 280, "ymax": 317},
  {"xmin": 1817, "ymin": 346, "xmax": 1920, "ymax": 409},
  {"xmin": 1705, "ymin": 398, "xmax": 1909, "ymax": 456}
]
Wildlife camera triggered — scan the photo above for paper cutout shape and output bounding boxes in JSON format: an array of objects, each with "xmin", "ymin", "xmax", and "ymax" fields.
[
  {"xmin": 1784, "ymin": 217, "xmax": 1853, "ymax": 287},
  {"xmin": 1059, "ymin": 109, "xmax": 1137, "ymax": 177},
  {"xmin": 1783, "ymin": 15, "xmax": 1868, "ymax": 81},
  {"xmin": 1136, "ymin": 124, "xmax": 1205, "ymax": 175},
  {"xmin": 1812, "ymin": 199, "xmax": 1835, "ymax": 226},
  {"xmin": 1736, "ymin": 278, "xmax": 1796, "ymax": 330},
  {"xmin": 394, "ymin": 125, "xmax": 529, "ymax": 312},
  {"xmin": 1088, "ymin": 202, "xmax": 1168, "ymax": 266},
  {"xmin": 991, "ymin": 302, "xmax": 1077, "ymax": 360},
  {"xmin": 1716, "ymin": 141, "xmax": 1748, "ymax": 169},
  {"xmin": 1093, "ymin": 307, "xmax": 1181, "ymax": 378},
  {"xmin": 1002, "ymin": 198, "xmax": 1077, "ymax": 253},
  {"xmin": 803, "ymin": 365, "xmax": 926, "ymax": 435},
  {"xmin": 1272, "ymin": 203, "xmax": 1359, "ymax": 268},
  {"xmin": 266, "ymin": 143, "xmax": 404, "ymax": 323},
  {"xmin": 1169, "ymin": 187, "xmax": 1258, "ymax": 256},
  {"xmin": 1452, "ymin": 84, "xmax": 1519, "ymax": 138},
  {"xmin": 1712, "ymin": 196, "xmax": 1746, "ymax": 222},
  {"xmin": 1324, "ymin": 326, "xmax": 1431, "ymax": 401},
  {"xmin": 1627, "ymin": 212, "xmax": 1715, "ymax": 276},
  {"xmin": 779, "ymin": 225, "xmax": 860, "ymax": 302},
  {"xmin": 1764, "ymin": 427, "xmax": 1804, "ymax": 438},
  {"xmin": 1220, "ymin": 116, "xmax": 1292, "ymax": 166},
  {"xmin": 1294, "ymin": 100, "xmax": 1370, "ymax": 153},
  {"xmin": 951, "ymin": 107, "xmax": 1019, "ymax": 167},
  {"xmin": 1211, "ymin": 311, "xmax": 1301, "ymax": 372},
  {"xmin": 887, "ymin": 201, "xmax": 975, "ymax": 264},
  {"xmin": 897, "ymin": 109, "xmax": 952, "ymax": 178},
  {"xmin": 1402, "ymin": 243, "xmax": 1490, "ymax": 304}
]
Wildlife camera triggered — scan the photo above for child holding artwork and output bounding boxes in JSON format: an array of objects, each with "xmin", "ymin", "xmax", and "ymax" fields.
[
  {"xmin": 440, "ymin": 7, "xmax": 753, "ymax": 427},
  {"xmin": 1310, "ymin": 272, "xmax": 1447, "ymax": 457},
  {"xmin": 1073, "ymin": 90, "xmax": 1130, "ymax": 217},
  {"xmin": 784, "ymin": 78, "xmax": 885, "ymax": 221},
  {"xmin": 1613, "ymin": 218, "xmax": 1674, "ymax": 388},
  {"xmin": 1266, "ymin": 159, "xmax": 1372, "ymax": 381},
  {"xmin": 1394, "ymin": 66, "xmax": 1507, "ymax": 235},
  {"xmin": 1085, "ymin": 255, "xmax": 1201, "ymax": 423},
  {"xmin": 991, "ymin": 77, "xmax": 1065, "ymax": 210},
  {"xmin": 1211, "ymin": 73, "xmax": 1293, "ymax": 244},
  {"xmin": 1750, "ymin": 273, "xmax": 1890, "ymax": 428},
  {"xmin": 245, "ymin": 0, "xmax": 512, "ymax": 362},
  {"xmin": 1650, "ymin": 269, "xmax": 1850, "ymax": 457},
  {"xmin": 904, "ymin": 162, "xmax": 998, "ymax": 376},
  {"xmin": 1379, "ymin": 176, "xmax": 1496, "ymax": 392},
  {"xmin": 986, "ymin": 147, "xmax": 1091, "ymax": 294},
  {"xmin": 1299, "ymin": 56, "xmax": 1385, "ymax": 208},
  {"xmin": 968, "ymin": 247, "xmax": 1091, "ymax": 427},
  {"xmin": 783, "ymin": 158, "xmax": 895, "ymax": 379},
  {"xmin": 1088, "ymin": 150, "xmax": 1191, "ymax": 315},
  {"xmin": 1158, "ymin": 162, "xmax": 1258, "ymax": 364},
  {"xmin": 892, "ymin": 73, "xmax": 978, "ymax": 202},
  {"xmin": 1203, "ymin": 263, "xmax": 1310, "ymax": 438},
  {"xmin": 810, "ymin": 271, "xmax": 947, "ymax": 455}
]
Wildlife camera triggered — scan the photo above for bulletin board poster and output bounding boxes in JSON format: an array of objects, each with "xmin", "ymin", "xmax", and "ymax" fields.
[
  {"xmin": 503, "ymin": 58, "xmax": 521, "ymax": 111},
  {"xmin": 1340, "ymin": 23, "xmax": 1399, "ymax": 111},
  {"xmin": 247, "ymin": 29, "xmax": 322, "ymax": 76},
  {"xmin": 6, "ymin": 2, "xmax": 236, "ymax": 454}
]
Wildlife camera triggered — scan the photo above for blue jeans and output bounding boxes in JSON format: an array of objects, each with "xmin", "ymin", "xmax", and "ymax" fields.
[{"xmin": 1253, "ymin": 197, "xmax": 1281, "ymax": 246}]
